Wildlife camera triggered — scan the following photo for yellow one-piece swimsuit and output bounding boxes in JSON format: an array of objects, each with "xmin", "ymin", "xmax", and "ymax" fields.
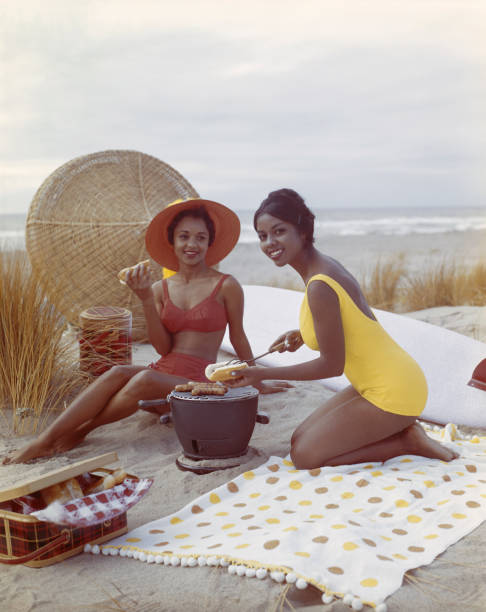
[{"xmin": 299, "ymin": 274, "xmax": 428, "ymax": 416}]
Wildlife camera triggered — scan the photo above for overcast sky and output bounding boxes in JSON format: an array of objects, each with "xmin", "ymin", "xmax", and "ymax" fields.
[{"xmin": 1, "ymin": 0, "xmax": 485, "ymax": 213}]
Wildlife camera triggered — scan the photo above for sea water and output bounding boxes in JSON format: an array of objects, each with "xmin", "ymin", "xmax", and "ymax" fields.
[{"xmin": 1, "ymin": 207, "xmax": 486, "ymax": 251}]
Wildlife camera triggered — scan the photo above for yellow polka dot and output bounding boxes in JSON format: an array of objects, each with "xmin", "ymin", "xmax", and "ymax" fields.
[
  {"xmin": 400, "ymin": 458, "xmax": 413, "ymax": 463},
  {"xmin": 243, "ymin": 471, "xmax": 255, "ymax": 480},
  {"xmin": 170, "ymin": 518, "xmax": 182, "ymax": 525},
  {"xmin": 331, "ymin": 524, "xmax": 346, "ymax": 529},
  {"xmin": 266, "ymin": 518, "xmax": 280, "ymax": 524},
  {"xmin": 343, "ymin": 541, "xmax": 359, "ymax": 551},
  {"xmin": 295, "ymin": 551, "xmax": 310, "ymax": 558},
  {"xmin": 341, "ymin": 492, "xmax": 354, "ymax": 499},
  {"xmin": 249, "ymin": 493, "xmax": 261, "ymax": 498},
  {"xmin": 380, "ymin": 536, "xmax": 392, "ymax": 541},
  {"xmin": 299, "ymin": 500, "xmax": 312, "ymax": 506},
  {"xmin": 383, "ymin": 486, "xmax": 396, "ymax": 491},
  {"xmin": 364, "ymin": 464, "xmax": 375, "ymax": 469},
  {"xmin": 353, "ymin": 508, "xmax": 364, "ymax": 513},
  {"xmin": 395, "ymin": 499, "xmax": 409, "ymax": 508},
  {"xmin": 393, "ymin": 553, "xmax": 407, "ymax": 560},
  {"xmin": 209, "ymin": 493, "xmax": 221, "ymax": 504},
  {"xmin": 452, "ymin": 513, "xmax": 467, "ymax": 519},
  {"xmin": 235, "ymin": 543, "xmax": 250, "ymax": 549},
  {"xmin": 360, "ymin": 578, "xmax": 378, "ymax": 587},
  {"xmin": 310, "ymin": 514, "xmax": 324, "ymax": 519},
  {"xmin": 175, "ymin": 533, "xmax": 189, "ymax": 539},
  {"xmin": 284, "ymin": 526, "xmax": 298, "ymax": 532},
  {"xmin": 413, "ymin": 470, "xmax": 426, "ymax": 475},
  {"xmin": 126, "ymin": 537, "xmax": 141, "ymax": 542},
  {"xmin": 425, "ymin": 534, "xmax": 438, "ymax": 539},
  {"xmin": 407, "ymin": 515, "xmax": 422, "ymax": 523},
  {"xmin": 179, "ymin": 545, "xmax": 194, "ymax": 549},
  {"xmin": 283, "ymin": 459, "xmax": 294, "ymax": 466},
  {"xmin": 371, "ymin": 471, "xmax": 383, "ymax": 477},
  {"xmin": 288, "ymin": 469, "xmax": 299, "ymax": 473},
  {"xmin": 331, "ymin": 475, "xmax": 343, "ymax": 482},
  {"xmin": 423, "ymin": 481, "xmax": 435, "ymax": 488},
  {"xmin": 289, "ymin": 480, "xmax": 303, "ymax": 490},
  {"xmin": 227, "ymin": 532, "xmax": 242, "ymax": 537},
  {"xmin": 258, "ymin": 505, "xmax": 270, "ymax": 511},
  {"xmin": 437, "ymin": 499, "xmax": 450, "ymax": 505},
  {"xmin": 222, "ymin": 523, "xmax": 235, "ymax": 530}
]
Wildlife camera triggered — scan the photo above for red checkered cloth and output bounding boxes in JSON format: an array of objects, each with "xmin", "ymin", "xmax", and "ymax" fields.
[{"xmin": 31, "ymin": 478, "xmax": 153, "ymax": 527}]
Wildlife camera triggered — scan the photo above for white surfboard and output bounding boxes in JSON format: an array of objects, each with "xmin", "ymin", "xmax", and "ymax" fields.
[{"xmin": 221, "ymin": 285, "xmax": 486, "ymax": 428}]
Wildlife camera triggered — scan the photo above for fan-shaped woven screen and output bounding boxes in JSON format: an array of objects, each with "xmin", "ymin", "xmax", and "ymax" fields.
[{"xmin": 25, "ymin": 150, "xmax": 198, "ymax": 340}]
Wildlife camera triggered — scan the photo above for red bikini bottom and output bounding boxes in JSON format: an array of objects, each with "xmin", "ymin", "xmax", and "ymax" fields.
[{"xmin": 149, "ymin": 352, "xmax": 211, "ymax": 382}]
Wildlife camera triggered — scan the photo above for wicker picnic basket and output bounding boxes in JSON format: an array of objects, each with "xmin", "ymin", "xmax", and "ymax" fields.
[
  {"xmin": 0, "ymin": 452, "xmax": 139, "ymax": 567},
  {"xmin": 25, "ymin": 150, "xmax": 198, "ymax": 341}
]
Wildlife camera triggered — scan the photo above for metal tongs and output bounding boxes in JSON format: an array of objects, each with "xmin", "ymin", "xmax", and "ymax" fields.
[{"xmin": 223, "ymin": 340, "xmax": 287, "ymax": 367}]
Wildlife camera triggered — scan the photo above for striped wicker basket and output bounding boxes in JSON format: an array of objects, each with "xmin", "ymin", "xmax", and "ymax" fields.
[{"xmin": 25, "ymin": 150, "xmax": 198, "ymax": 340}]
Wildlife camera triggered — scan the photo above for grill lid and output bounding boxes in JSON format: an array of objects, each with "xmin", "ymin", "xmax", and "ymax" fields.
[{"xmin": 170, "ymin": 386, "xmax": 258, "ymax": 402}]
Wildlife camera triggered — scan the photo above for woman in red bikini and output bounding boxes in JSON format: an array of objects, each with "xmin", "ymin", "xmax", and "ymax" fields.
[{"xmin": 8, "ymin": 198, "xmax": 289, "ymax": 463}]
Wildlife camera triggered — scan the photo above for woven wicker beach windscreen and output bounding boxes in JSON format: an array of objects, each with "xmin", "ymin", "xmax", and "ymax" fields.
[{"xmin": 25, "ymin": 150, "xmax": 198, "ymax": 340}]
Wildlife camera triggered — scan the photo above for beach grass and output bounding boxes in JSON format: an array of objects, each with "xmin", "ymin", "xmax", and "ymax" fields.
[{"xmin": 0, "ymin": 249, "xmax": 89, "ymax": 435}]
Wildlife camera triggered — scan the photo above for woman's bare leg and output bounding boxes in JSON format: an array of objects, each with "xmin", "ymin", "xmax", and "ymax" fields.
[
  {"xmin": 290, "ymin": 387, "xmax": 458, "ymax": 469},
  {"xmin": 5, "ymin": 366, "xmax": 184, "ymax": 463}
]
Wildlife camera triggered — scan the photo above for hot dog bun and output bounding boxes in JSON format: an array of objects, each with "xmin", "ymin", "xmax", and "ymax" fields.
[
  {"xmin": 205, "ymin": 361, "xmax": 249, "ymax": 382},
  {"xmin": 41, "ymin": 477, "xmax": 84, "ymax": 506},
  {"xmin": 117, "ymin": 260, "xmax": 150, "ymax": 285}
]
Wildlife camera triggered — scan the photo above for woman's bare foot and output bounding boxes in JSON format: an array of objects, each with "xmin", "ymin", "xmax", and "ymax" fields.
[
  {"xmin": 3, "ymin": 438, "xmax": 55, "ymax": 464},
  {"xmin": 401, "ymin": 422, "xmax": 459, "ymax": 461}
]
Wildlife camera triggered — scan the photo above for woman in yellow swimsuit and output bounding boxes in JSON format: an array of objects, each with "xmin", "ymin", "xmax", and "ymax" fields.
[{"xmin": 229, "ymin": 188, "xmax": 458, "ymax": 469}]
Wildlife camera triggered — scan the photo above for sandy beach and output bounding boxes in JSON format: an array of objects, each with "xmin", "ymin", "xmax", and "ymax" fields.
[{"xmin": 1, "ymin": 229, "xmax": 486, "ymax": 611}]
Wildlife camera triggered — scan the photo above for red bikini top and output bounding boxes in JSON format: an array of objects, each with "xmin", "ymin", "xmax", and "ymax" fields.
[{"xmin": 160, "ymin": 275, "xmax": 229, "ymax": 334}]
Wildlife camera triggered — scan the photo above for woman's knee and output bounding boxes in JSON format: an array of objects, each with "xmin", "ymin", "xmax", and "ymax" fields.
[
  {"xmin": 103, "ymin": 365, "xmax": 135, "ymax": 384},
  {"xmin": 290, "ymin": 438, "xmax": 322, "ymax": 470}
]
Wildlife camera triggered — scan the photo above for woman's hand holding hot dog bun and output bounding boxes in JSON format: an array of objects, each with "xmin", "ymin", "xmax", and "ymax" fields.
[
  {"xmin": 269, "ymin": 330, "xmax": 303, "ymax": 353},
  {"xmin": 124, "ymin": 262, "xmax": 153, "ymax": 302}
]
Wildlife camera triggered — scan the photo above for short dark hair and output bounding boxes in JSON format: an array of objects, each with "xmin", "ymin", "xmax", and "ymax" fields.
[
  {"xmin": 253, "ymin": 188, "xmax": 315, "ymax": 245},
  {"xmin": 167, "ymin": 206, "xmax": 215, "ymax": 246}
]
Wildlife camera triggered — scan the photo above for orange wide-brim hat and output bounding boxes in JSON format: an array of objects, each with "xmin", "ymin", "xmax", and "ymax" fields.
[{"xmin": 145, "ymin": 198, "xmax": 240, "ymax": 270}]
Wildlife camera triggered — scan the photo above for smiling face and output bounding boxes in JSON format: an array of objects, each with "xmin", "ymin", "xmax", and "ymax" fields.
[
  {"xmin": 172, "ymin": 216, "xmax": 210, "ymax": 267},
  {"xmin": 255, "ymin": 213, "xmax": 306, "ymax": 266}
]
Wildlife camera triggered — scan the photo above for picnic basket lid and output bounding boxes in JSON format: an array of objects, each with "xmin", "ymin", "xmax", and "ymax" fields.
[
  {"xmin": 0, "ymin": 452, "xmax": 118, "ymax": 502},
  {"xmin": 25, "ymin": 150, "xmax": 198, "ymax": 341}
]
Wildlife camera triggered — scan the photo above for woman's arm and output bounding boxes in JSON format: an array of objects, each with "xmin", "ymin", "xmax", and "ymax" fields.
[
  {"xmin": 125, "ymin": 266, "xmax": 172, "ymax": 356},
  {"xmin": 228, "ymin": 280, "xmax": 345, "ymax": 386}
]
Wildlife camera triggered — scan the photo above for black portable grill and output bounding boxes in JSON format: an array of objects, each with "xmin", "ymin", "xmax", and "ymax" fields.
[{"xmin": 139, "ymin": 386, "xmax": 269, "ymax": 474}]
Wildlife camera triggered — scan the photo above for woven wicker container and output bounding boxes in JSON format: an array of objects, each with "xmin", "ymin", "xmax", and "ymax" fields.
[{"xmin": 25, "ymin": 150, "xmax": 198, "ymax": 340}]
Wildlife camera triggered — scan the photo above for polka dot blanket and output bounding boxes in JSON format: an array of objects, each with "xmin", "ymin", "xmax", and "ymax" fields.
[{"xmin": 87, "ymin": 425, "xmax": 486, "ymax": 610}]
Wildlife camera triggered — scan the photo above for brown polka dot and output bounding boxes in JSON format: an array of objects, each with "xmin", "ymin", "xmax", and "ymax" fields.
[
  {"xmin": 283, "ymin": 510, "xmax": 296, "ymax": 514},
  {"xmin": 326, "ymin": 503, "xmax": 339, "ymax": 509},
  {"xmin": 149, "ymin": 529, "xmax": 165, "ymax": 534},
  {"xmin": 241, "ymin": 514, "xmax": 254, "ymax": 520},
  {"xmin": 154, "ymin": 541, "xmax": 169, "ymax": 547},
  {"xmin": 161, "ymin": 550, "xmax": 173, "ymax": 555},
  {"xmin": 452, "ymin": 490, "xmax": 465, "ymax": 495},
  {"xmin": 312, "ymin": 536, "xmax": 329, "ymax": 544},
  {"xmin": 466, "ymin": 501, "xmax": 481, "ymax": 508},
  {"xmin": 390, "ymin": 468, "xmax": 400, "ymax": 471},
  {"xmin": 397, "ymin": 477, "xmax": 411, "ymax": 482},
  {"xmin": 248, "ymin": 526, "xmax": 261, "ymax": 530},
  {"xmin": 410, "ymin": 490, "xmax": 423, "ymax": 499},
  {"xmin": 368, "ymin": 497, "xmax": 383, "ymax": 504},
  {"xmin": 379, "ymin": 512, "xmax": 393, "ymax": 518},
  {"xmin": 392, "ymin": 529, "xmax": 408, "ymax": 536},
  {"xmin": 227, "ymin": 482, "xmax": 239, "ymax": 493},
  {"xmin": 197, "ymin": 522, "xmax": 211, "ymax": 527},
  {"xmin": 233, "ymin": 503, "xmax": 246, "ymax": 507},
  {"xmin": 267, "ymin": 464, "xmax": 280, "ymax": 472},
  {"xmin": 348, "ymin": 520, "xmax": 361, "ymax": 526},
  {"xmin": 356, "ymin": 479, "xmax": 369, "ymax": 487},
  {"xmin": 315, "ymin": 487, "xmax": 328, "ymax": 494},
  {"xmin": 201, "ymin": 535, "xmax": 213, "ymax": 539},
  {"xmin": 466, "ymin": 464, "xmax": 477, "ymax": 473},
  {"xmin": 191, "ymin": 505, "xmax": 203, "ymax": 514},
  {"xmin": 439, "ymin": 523, "xmax": 454, "ymax": 529},
  {"xmin": 328, "ymin": 566, "xmax": 344, "ymax": 575},
  {"xmin": 274, "ymin": 496, "xmax": 287, "ymax": 501},
  {"xmin": 362, "ymin": 538, "xmax": 376, "ymax": 547},
  {"xmin": 408, "ymin": 546, "xmax": 425, "ymax": 553},
  {"xmin": 349, "ymin": 470, "xmax": 360, "ymax": 474},
  {"xmin": 423, "ymin": 507, "xmax": 435, "ymax": 512},
  {"xmin": 442, "ymin": 475, "xmax": 451, "ymax": 482},
  {"xmin": 377, "ymin": 554, "xmax": 392, "ymax": 561},
  {"xmin": 308, "ymin": 468, "xmax": 321, "ymax": 477},
  {"xmin": 266, "ymin": 477, "xmax": 279, "ymax": 485},
  {"xmin": 208, "ymin": 543, "xmax": 222, "ymax": 549},
  {"xmin": 264, "ymin": 539, "xmax": 280, "ymax": 550}
]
